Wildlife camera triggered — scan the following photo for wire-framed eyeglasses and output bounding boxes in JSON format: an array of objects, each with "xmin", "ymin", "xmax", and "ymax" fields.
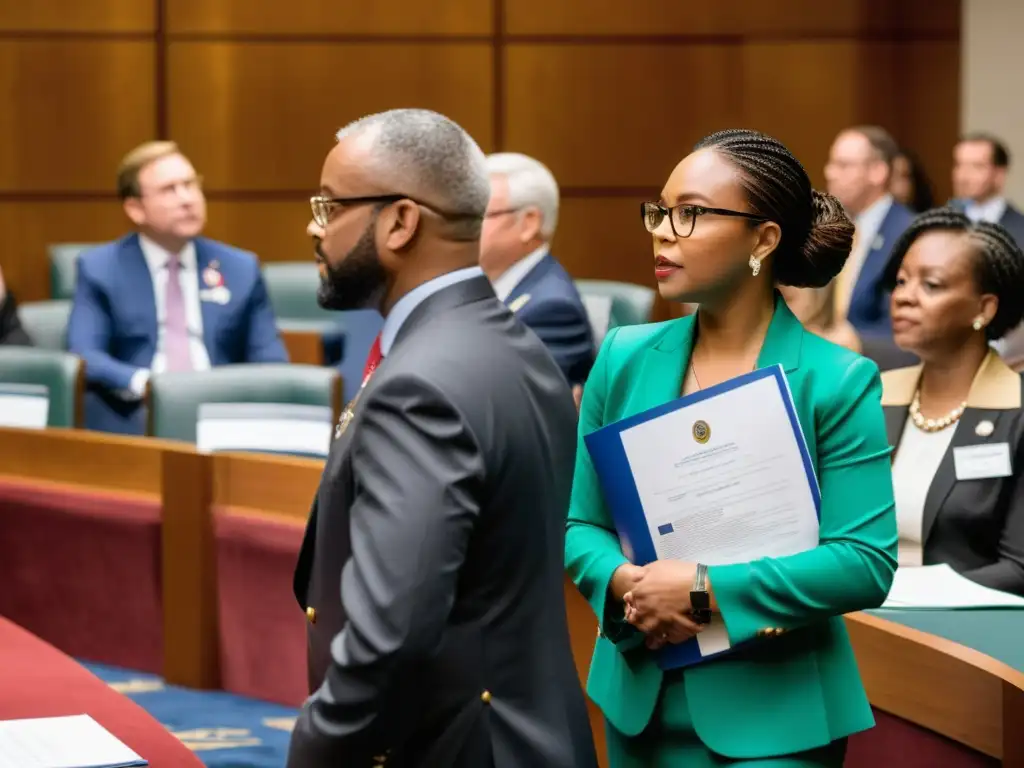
[
  {"xmin": 640, "ymin": 201, "xmax": 768, "ymax": 239},
  {"xmin": 310, "ymin": 194, "xmax": 480, "ymax": 228}
]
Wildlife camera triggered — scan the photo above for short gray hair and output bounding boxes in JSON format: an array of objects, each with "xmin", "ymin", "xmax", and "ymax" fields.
[
  {"xmin": 484, "ymin": 152, "xmax": 560, "ymax": 239},
  {"xmin": 336, "ymin": 109, "xmax": 490, "ymax": 236}
]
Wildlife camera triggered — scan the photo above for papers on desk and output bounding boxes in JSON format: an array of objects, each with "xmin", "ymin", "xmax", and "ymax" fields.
[
  {"xmin": 881, "ymin": 564, "xmax": 1024, "ymax": 610},
  {"xmin": 585, "ymin": 366, "xmax": 820, "ymax": 669},
  {"xmin": 0, "ymin": 714, "xmax": 146, "ymax": 768},
  {"xmin": 0, "ymin": 383, "xmax": 49, "ymax": 429}
]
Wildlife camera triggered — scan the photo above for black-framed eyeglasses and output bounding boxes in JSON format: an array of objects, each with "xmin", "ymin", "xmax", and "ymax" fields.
[
  {"xmin": 640, "ymin": 201, "xmax": 768, "ymax": 239},
  {"xmin": 310, "ymin": 194, "xmax": 480, "ymax": 228}
]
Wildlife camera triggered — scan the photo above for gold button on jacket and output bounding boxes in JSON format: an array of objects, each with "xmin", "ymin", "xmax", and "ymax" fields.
[{"xmin": 305, "ymin": 606, "xmax": 317, "ymax": 624}]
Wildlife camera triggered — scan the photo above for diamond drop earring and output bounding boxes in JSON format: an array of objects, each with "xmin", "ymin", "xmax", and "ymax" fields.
[{"xmin": 749, "ymin": 255, "xmax": 761, "ymax": 277}]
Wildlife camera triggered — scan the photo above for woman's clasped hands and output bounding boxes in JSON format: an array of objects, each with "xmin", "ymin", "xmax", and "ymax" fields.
[{"xmin": 613, "ymin": 561, "xmax": 706, "ymax": 650}]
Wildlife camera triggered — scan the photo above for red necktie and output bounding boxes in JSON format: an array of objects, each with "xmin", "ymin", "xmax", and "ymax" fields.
[{"xmin": 362, "ymin": 334, "xmax": 383, "ymax": 385}]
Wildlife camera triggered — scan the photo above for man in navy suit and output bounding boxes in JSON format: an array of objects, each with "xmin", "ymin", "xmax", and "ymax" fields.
[
  {"xmin": 68, "ymin": 141, "xmax": 287, "ymax": 434},
  {"xmin": 825, "ymin": 125, "xmax": 915, "ymax": 339},
  {"xmin": 479, "ymin": 153, "xmax": 595, "ymax": 386},
  {"xmin": 950, "ymin": 133, "xmax": 1024, "ymax": 367}
]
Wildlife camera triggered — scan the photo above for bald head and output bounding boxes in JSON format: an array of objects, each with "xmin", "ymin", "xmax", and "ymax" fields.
[{"xmin": 334, "ymin": 109, "xmax": 490, "ymax": 238}]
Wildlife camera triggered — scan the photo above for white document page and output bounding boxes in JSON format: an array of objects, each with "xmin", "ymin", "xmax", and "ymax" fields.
[
  {"xmin": 0, "ymin": 714, "xmax": 146, "ymax": 768},
  {"xmin": 618, "ymin": 372, "xmax": 820, "ymax": 656},
  {"xmin": 882, "ymin": 564, "xmax": 1024, "ymax": 609}
]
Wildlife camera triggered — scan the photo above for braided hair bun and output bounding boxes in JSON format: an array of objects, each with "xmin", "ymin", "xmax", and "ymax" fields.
[{"xmin": 694, "ymin": 129, "xmax": 855, "ymax": 288}]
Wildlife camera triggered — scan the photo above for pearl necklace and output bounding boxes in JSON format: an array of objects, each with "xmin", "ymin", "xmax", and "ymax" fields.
[{"xmin": 909, "ymin": 391, "xmax": 966, "ymax": 433}]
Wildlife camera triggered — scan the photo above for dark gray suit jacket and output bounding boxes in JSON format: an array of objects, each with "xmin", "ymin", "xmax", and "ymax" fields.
[{"xmin": 289, "ymin": 276, "xmax": 597, "ymax": 768}]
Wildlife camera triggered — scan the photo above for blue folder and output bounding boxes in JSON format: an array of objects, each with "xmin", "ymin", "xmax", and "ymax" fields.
[{"xmin": 584, "ymin": 365, "xmax": 820, "ymax": 669}]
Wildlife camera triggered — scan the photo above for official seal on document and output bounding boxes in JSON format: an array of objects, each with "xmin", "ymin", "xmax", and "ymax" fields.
[{"xmin": 692, "ymin": 420, "xmax": 711, "ymax": 444}]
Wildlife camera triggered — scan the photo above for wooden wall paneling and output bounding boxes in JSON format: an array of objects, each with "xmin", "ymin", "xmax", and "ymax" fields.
[
  {"xmin": 0, "ymin": 0, "xmax": 156, "ymax": 33},
  {"xmin": 166, "ymin": 0, "xmax": 491, "ymax": 36},
  {"xmin": 0, "ymin": 201, "xmax": 128, "ymax": 301},
  {"xmin": 892, "ymin": 41, "xmax": 961, "ymax": 204},
  {"xmin": 167, "ymin": 42, "xmax": 494, "ymax": 191},
  {"xmin": 741, "ymin": 42, "xmax": 898, "ymax": 189},
  {"xmin": 0, "ymin": 41, "xmax": 156, "ymax": 192},
  {"xmin": 203, "ymin": 200, "xmax": 311, "ymax": 263},
  {"xmin": 502, "ymin": 0, "xmax": 940, "ymax": 37},
  {"xmin": 553, "ymin": 197, "xmax": 656, "ymax": 286},
  {"xmin": 503, "ymin": 44, "xmax": 743, "ymax": 189}
]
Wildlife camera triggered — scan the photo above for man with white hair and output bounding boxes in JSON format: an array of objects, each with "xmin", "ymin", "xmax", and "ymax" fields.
[
  {"xmin": 290, "ymin": 110, "xmax": 597, "ymax": 768},
  {"xmin": 481, "ymin": 153, "xmax": 595, "ymax": 386}
]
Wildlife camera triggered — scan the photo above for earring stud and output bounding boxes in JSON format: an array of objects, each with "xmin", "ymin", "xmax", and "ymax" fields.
[
  {"xmin": 973, "ymin": 317, "xmax": 984, "ymax": 331},
  {"xmin": 749, "ymin": 255, "xmax": 761, "ymax": 277}
]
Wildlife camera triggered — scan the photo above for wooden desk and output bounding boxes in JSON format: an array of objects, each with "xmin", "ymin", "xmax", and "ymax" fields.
[
  {"xmin": 846, "ymin": 610, "xmax": 1024, "ymax": 765},
  {"xmin": 0, "ymin": 616, "xmax": 204, "ymax": 767},
  {"xmin": 0, "ymin": 427, "xmax": 218, "ymax": 691},
  {"xmin": 279, "ymin": 328, "xmax": 324, "ymax": 366},
  {"xmin": 3, "ymin": 428, "xmax": 1022, "ymax": 766}
]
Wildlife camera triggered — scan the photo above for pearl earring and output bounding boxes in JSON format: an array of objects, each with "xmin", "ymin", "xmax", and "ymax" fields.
[
  {"xmin": 973, "ymin": 317, "xmax": 984, "ymax": 331},
  {"xmin": 749, "ymin": 255, "xmax": 761, "ymax": 277}
]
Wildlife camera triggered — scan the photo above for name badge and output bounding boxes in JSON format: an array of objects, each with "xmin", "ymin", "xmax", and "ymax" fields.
[
  {"xmin": 953, "ymin": 443, "xmax": 1012, "ymax": 481},
  {"xmin": 199, "ymin": 286, "xmax": 231, "ymax": 305}
]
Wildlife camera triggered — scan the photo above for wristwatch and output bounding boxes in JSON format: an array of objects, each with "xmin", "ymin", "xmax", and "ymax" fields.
[{"xmin": 690, "ymin": 563, "xmax": 712, "ymax": 625}]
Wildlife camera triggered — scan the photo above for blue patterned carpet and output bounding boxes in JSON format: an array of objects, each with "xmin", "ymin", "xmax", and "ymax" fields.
[{"xmin": 81, "ymin": 661, "xmax": 297, "ymax": 768}]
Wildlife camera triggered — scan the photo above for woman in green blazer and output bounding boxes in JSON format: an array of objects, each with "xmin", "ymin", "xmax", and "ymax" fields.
[{"xmin": 566, "ymin": 129, "xmax": 898, "ymax": 766}]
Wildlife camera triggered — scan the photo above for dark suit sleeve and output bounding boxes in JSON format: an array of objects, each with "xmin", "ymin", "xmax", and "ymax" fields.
[
  {"xmin": 286, "ymin": 374, "xmax": 485, "ymax": 767},
  {"xmin": 960, "ymin": 435, "xmax": 1024, "ymax": 595},
  {"xmin": 67, "ymin": 259, "xmax": 142, "ymax": 390},
  {"xmin": 242, "ymin": 267, "xmax": 288, "ymax": 363},
  {"xmin": 517, "ymin": 297, "xmax": 595, "ymax": 385},
  {"xmin": 0, "ymin": 293, "xmax": 32, "ymax": 346}
]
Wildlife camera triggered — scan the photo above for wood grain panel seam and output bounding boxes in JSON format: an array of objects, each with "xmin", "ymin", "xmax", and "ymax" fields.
[
  {"xmin": 0, "ymin": 31, "xmax": 154, "ymax": 40},
  {"xmin": 164, "ymin": 32, "xmax": 493, "ymax": 44},
  {"xmin": 492, "ymin": 0, "xmax": 505, "ymax": 150},
  {"xmin": 501, "ymin": 32, "xmax": 960, "ymax": 45},
  {"xmin": 0, "ymin": 187, "xmax": 658, "ymax": 202},
  {"xmin": 155, "ymin": 0, "xmax": 168, "ymax": 139}
]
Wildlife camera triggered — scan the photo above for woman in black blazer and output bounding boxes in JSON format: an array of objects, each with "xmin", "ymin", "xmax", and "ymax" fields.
[{"xmin": 881, "ymin": 208, "xmax": 1024, "ymax": 595}]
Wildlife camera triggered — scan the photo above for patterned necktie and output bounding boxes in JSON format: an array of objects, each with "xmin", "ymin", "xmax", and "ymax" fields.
[
  {"xmin": 164, "ymin": 254, "xmax": 194, "ymax": 372},
  {"xmin": 362, "ymin": 333, "xmax": 383, "ymax": 386}
]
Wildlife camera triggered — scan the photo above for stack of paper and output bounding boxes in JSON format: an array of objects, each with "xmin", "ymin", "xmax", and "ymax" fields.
[
  {"xmin": 881, "ymin": 564, "xmax": 1024, "ymax": 609},
  {"xmin": 0, "ymin": 714, "xmax": 147, "ymax": 768}
]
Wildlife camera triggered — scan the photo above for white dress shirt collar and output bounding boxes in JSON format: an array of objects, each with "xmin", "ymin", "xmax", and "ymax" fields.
[
  {"xmin": 854, "ymin": 194, "xmax": 894, "ymax": 242},
  {"xmin": 490, "ymin": 245, "xmax": 549, "ymax": 302},
  {"xmin": 138, "ymin": 234, "xmax": 197, "ymax": 271},
  {"xmin": 380, "ymin": 266, "xmax": 484, "ymax": 356},
  {"xmin": 965, "ymin": 196, "xmax": 1007, "ymax": 224}
]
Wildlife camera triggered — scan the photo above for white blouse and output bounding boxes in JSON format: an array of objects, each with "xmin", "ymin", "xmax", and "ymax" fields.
[{"xmin": 891, "ymin": 418, "xmax": 957, "ymax": 566}]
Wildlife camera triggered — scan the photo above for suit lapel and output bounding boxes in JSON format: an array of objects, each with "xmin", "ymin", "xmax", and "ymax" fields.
[
  {"xmin": 628, "ymin": 293, "xmax": 801, "ymax": 417},
  {"xmin": 194, "ymin": 241, "xmax": 219, "ymax": 355},
  {"xmin": 122, "ymin": 235, "xmax": 158, "ymax": 336}
]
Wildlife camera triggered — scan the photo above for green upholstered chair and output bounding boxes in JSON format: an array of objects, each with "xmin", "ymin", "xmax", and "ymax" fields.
[
  {"xmin": 17, "ymin": 300, "xmax": 71, "ymax": 350},
  {"xmin": 147, "ymin": 364, "xmax": 342, "ymax": 458},
  {"xmin": 0, "ymin": 347, "xmax": 82, "ymax": 428},
  {"xmin": 48, "ymin": 243, "xmax": 99, "ymax": 300},
  {"xmin": 262, "ymin": 262, "xmax": 338, "ymax": 322},
  {"xmin": 574, "ymin": 279, "xmax": 656, "ymax": 341}
]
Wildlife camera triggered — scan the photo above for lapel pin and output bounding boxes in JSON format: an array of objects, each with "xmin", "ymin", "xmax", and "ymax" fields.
[
  {"xmin": 203, "ymin": 266, "xmax": 223, "ymax": 288},
  {"xmin": 872, "ymin": 234, "xmax": 885, "ymax": 251},
  {"xmin": 975, "ymin": 420, "xmax": 995, "ymax": 437}
]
